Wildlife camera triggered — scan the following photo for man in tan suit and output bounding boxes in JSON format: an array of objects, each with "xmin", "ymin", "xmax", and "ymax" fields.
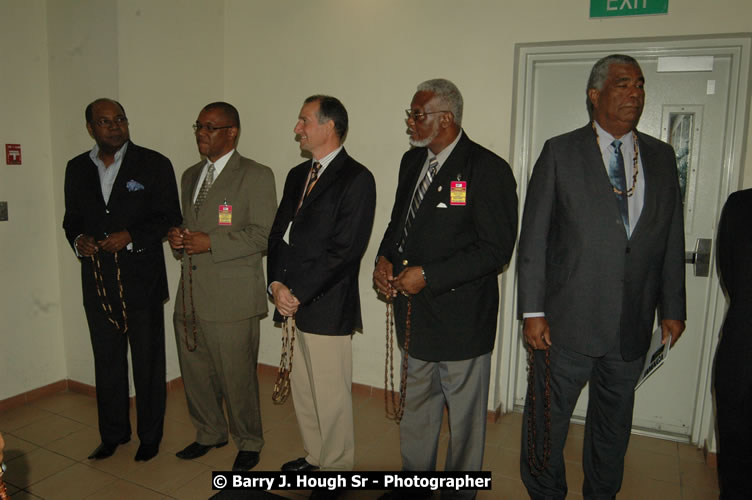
[{"xmin": 168, "ymin": 102, "xmax": 277, "ymax": 471}]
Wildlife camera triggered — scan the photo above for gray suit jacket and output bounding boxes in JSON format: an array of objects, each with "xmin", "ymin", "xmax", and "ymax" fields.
[
  {"xmin": 174, "ymin": 151, "xmax": 277, "ymax": 322},
  {"xmin": 517, "ymin": 124, "xmax": 686, "ymax": 361}
]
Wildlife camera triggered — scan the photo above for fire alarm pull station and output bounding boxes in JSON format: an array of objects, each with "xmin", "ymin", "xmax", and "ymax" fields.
[{"xmin": 6, "ymin": 144, "xmax": 22, "ymax": 165}]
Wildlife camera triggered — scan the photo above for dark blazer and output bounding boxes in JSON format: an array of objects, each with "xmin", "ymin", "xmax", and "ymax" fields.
[
  {"xmin": 174, "ymin": 151, "xmax": 277, "ymax": 322},
  {"xmin": 268, "ymin": 148, "xmax": 376, "ymax": 335},
  {"xmin": 377, "ymin": 132, "xmax": 518, "ymax": 361},
  {"xmin": 717, "ymin": 189, "xmax": 752, "ymax": 344},
  {"xmin": 517, "ymin": 124, "xmax": 686, "ymax": 361},
  {"xmin": 63, "ymin": 142, "xmax": 181, "ymax": 311}
]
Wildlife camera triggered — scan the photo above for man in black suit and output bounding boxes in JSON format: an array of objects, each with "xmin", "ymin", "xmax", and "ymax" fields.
[
  {"xmin": 714, "ymin": 188, "xmax": 752, "ymax": 499},
  {"xmin": 373, "ymin": 79, "xmax": 518, "ymax": 500},
  {"xmin": 517, "ymin": 55, "xmax": 686, "ymax": 499},
  {"xmin": 268, "ymin": 96, "xmax": 375, "ymax": 486},
  {"xmin": 63, "ymin": 98, "xmax": 181, "ymax": 462}
]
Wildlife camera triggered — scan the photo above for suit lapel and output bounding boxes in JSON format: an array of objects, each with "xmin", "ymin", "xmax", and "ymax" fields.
[
  {"xmin": 83, "ymin": 154, "xmax": 108, "ymax": 209},
  {"xmin": 298, "ymin": 148, "xmax": 347, "ymax": 211},
  {"xmin": 394, "ymin": 149, "xmax": 428, "ymax": 236},
  {"xmin": 578, "ymin": 125, "xmax": 631, "ymax": 240},
  {"xmin": 104, "ymin": 142, "xmax": 139, "ymax": 208},
  {"xmin": 410, "ymin": 133, "xmax": 472, "ymax": 229},
  {"xmin": 194, "ymin": 151, "xmax": 240, "ymax": 226},
  {"xmin": 630, "ymin": 131, "xmax": 658, "ymax": 240}
]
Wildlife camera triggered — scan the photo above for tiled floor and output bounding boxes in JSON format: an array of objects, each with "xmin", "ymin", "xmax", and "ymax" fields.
[{"xmin": 0, "ymin": 370, "xmax": 719, "ymax": 499}]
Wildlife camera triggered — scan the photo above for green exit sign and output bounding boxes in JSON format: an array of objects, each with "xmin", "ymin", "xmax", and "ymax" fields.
[{"xmin": 590, "ymin": 0, "xmax": 668, "ymax": 18}]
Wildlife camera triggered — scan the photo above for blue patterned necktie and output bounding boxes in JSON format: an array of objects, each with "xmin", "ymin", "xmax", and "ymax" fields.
[
  {"xmin": 609, "ymin": 140, "xmax": 629, "ymax": 232},
  {"xmin": 400, "ymin": 157, "xmax": 438, "ymax": 251}
]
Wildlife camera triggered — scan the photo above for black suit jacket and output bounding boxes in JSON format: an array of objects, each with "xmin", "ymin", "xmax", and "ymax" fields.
[
  {"xmin": 268, "ymin": 148, "xmax": 376, "ymax": 335},
  {"xmin": 717, "ymin": 189, "xmax": 752, "ymax": 341},
  {"xmin": 517, "ymin": 124, "xmax": 687, "ymax": 361},
  {"xmin": 377, "ymin": 132, "xmax": 518, "ymax": 361},
  {"xmin": 63, "ymin": 142, "xmax": 182, "ymax": 311}
]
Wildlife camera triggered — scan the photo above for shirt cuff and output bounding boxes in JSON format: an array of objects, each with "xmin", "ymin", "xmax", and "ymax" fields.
[{"xmin": 522, "ymin": 312, "xmax": 545, "ymax": 318}]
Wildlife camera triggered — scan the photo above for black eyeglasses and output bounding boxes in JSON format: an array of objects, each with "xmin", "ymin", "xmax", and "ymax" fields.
[
  {"xmin": 193, "ymin": 123, "xmax": 233, "ymax": 133},
  {"xmin": 95, "ymin": 116, "xmax": 128, "ymax": 128},
  {"xmin": 404, "ymin": 109, "xmax": 449, "ymax": 122}
]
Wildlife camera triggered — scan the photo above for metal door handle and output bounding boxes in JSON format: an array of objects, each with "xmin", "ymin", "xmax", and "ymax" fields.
[{"xmin": 684, "ymin": 238, "xmax": 712, "ymax": 277}]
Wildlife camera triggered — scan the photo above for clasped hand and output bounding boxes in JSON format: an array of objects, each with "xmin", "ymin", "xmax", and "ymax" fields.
[
  {"xmin": 167, "ymin": 227, "xmax": 211, "ymax": 255},
  {"xmin": 373, "ymin": 257, "xmax": 426, "ymax": 297}
]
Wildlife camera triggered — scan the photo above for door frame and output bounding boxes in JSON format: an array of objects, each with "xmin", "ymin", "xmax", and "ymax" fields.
[{"xmin": 495, "ymin": 34, "xmax": 752, "ymax": 449}]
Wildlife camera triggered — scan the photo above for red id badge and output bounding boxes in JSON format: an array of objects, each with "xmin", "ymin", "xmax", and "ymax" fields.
[
  {"xmin": 218, "ymin": 204, "xmax": 232, "ymax": 225},
  {"xmin": 450, "ymin": 181, "xmax": 467, "ymax": 206}
]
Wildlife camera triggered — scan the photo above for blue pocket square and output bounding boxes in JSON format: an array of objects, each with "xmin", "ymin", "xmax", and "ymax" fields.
[{"xmin": 126, "ymin": 179, "xmax": 145, "ymax": 192}]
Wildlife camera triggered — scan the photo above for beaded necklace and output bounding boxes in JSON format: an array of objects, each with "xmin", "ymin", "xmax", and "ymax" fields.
[{"xmin": 592, "ymin": 121, "xmax": 640, "ymax": 197}]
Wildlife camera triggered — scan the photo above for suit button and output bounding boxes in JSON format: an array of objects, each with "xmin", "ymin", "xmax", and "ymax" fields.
[
  {"xmin": 106, "ymin": 209, "xmax": 110, "ymax": 214},
  {"xmin": 625, "ymin": 247, "xmax": 631, "ymax": 253},
  {"xmin": 192, "ymin": 265, "xmax": 197, "ymax": 270},
  {"xmin": 402, "ymin": 259, "xmax": 408, "ymax": 266}
]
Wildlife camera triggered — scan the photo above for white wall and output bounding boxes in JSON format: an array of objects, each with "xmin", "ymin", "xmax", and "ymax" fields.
[
  {"xmin": 1, "ymin": 0, "xmax": 66, "ymax": 400},
  {"xmin": 2, "ymin": 0, "xmax": 751, "ymax": 405}
]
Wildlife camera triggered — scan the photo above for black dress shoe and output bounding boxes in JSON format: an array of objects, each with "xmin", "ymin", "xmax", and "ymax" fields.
[
  {"xmin": 281, "ymin": 456, "xmax": 319, "ymax": 472},
  {"xmin": 232, "ymin": 450, "xmax": 260, "ymax": 471},
  {"xmin": 88, "ymin": 437, "xmax": 130, "ymax": 460},
  {"xmin": 309, "ymin": 488, "xmax": 341, "ymax": 500},
  {"xmin": 175, "ymin": 440, "xmax": 228, "ymax": 460},
  {"xmin": 134, "ymin": 443, "xmax": 159, "ymax": 462}
]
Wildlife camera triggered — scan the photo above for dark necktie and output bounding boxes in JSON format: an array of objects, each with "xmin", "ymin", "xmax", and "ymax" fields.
[
  {"xmin": 194, "ymin": 163, "xmax": 215, "ymax": 216},
  {"xmin": 609, "ymin": 140, "xmax": 629, "ymax": 232},
  {"xmin": 400, "ymin": 157, "xmax": 438, "ymax": 251}
]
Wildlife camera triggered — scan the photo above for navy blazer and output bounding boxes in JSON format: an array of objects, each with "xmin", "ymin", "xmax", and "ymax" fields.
[
  {"xmin": 63, "ymin": 142, "xmax": 181, "ymax": 311},
  {"xmin": 268, "ymin": 148, "xmax": 376, "ymax": 335},
  {"xmin": 377, "ymin": 132, "xmax": 518, "ymax": 361}
]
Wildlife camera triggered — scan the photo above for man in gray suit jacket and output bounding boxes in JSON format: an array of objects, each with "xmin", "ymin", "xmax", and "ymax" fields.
[
  {"xmin": 168, "ymin": 102, "xmax": 276, "ymax": 472},
  {"xmin": 518, "ymin": 55, "xmax": 686, "ymax": 499}
]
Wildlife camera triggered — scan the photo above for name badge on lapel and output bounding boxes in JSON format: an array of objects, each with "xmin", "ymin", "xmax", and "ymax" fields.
[
  {"xmin": 218, "ymin": 203, "xmax": 232, "ymax": 225},
  {"xmin": 450, "ymin": 181, "xmax": 467, "ymax": 206}
]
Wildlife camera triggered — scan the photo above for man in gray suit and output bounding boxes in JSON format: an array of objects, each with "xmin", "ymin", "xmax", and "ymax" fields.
[
  {"xmin": 518, "ymin": 55, "xmax": 686, "ymax": 499},
  {"xmin": 168, "ymin": 102, "xmax": 276, "ymax": 471}
]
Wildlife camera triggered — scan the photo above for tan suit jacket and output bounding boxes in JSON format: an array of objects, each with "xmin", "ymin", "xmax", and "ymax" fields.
[{"xmin": 174, "ymin": 151, "xmax": 277, "ymax": 321}]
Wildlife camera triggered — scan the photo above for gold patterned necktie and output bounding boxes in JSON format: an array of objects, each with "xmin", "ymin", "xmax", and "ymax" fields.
[
  {"xmin": 305, "ymin": 161, "xmax": 322, "ymax": 198},
  {"xmin": 194, "ymin": 163, "xmax": 215, "ymax": 216}
]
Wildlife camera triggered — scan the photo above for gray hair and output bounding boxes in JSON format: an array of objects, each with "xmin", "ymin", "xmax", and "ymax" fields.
[
  {"xmin": 586, "ymin": 54, "xmax": 641, "ymax": 117},
  {"xmin": 417, "ymin": 78, "xmax": 463, "ymax": 126}
]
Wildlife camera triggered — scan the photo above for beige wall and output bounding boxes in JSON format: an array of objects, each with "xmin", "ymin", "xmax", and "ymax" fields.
[
  {"xmin": 0, "ymin": 0, "xmax": 67, "ymax": 400},
  {"xmin": 2, "ymin": 0, "xmax": 751, "ymax": 401}
]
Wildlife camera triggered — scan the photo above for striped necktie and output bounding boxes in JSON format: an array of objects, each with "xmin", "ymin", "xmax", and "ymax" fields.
[
  {"xmin": 399, "ymin": 157, "xmax": 438, "ymax": 251},
  {"xmin": 194, "ymin": 163, "xmax": 215, "ymax": 216},
  {"xmin": 305, "ymin": 161, "xmax": 322, "ymax": 198}
]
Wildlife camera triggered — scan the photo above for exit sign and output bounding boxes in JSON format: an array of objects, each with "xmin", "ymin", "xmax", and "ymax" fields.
[{"xmin": 590, "ymin": 0, "xmax": 668, "ymax": 18}]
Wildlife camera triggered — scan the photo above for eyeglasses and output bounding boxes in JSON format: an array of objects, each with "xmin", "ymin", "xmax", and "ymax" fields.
[
  {"xmin": 193, "ymin": 123, "xmax": 233, "ymax": 133},
  {"xmin": 95, "ymin": 116, "xmax": 128, "ymax": 128},
  {"xmin": 404, "ymin": 109, "xmax": 450, "ymax": 122}
]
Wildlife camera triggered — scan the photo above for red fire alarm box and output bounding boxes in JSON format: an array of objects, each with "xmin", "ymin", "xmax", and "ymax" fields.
[{"xmin": 6, "ymin": 144, "xmax": 22, "ymax": 165}]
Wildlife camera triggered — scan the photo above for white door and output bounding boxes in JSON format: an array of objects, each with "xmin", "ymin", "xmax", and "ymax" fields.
[{"xmin": 498, "ymin": 36, "xmax": 751, "ymax": 444}]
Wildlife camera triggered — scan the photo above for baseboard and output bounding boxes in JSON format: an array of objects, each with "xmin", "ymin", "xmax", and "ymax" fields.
[
  {"xmin": 1, "ymin": 363, "xmax": 504, "ymax": 423},
  {"xmin": 703, "ymin": 441, "xmax": 718, "ymax": 468}
]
